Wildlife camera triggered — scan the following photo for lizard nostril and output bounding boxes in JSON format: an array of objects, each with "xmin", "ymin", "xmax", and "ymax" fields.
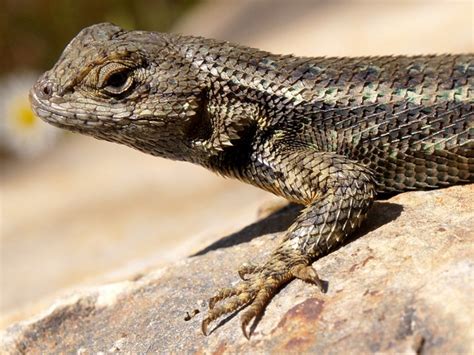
[
  {"xmin": 38, "ymin": 81, "xmax": 53, "ymax": 99},
  {"xmin": 43, "ymin": 82, "xmax": 53, "ymax": 96}
]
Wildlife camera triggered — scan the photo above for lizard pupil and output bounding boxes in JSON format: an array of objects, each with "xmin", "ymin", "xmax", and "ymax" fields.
[{"xmin": 106, "ymin": 71, "xmax": 129, "ymax": 88}]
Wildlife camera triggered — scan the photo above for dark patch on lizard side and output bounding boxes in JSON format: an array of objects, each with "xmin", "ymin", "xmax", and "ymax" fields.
[
  {"xmin": 206, "ymin": 121, "xmax": 259, "ymax": 176},
  {"xmin": 184, "ymin": 89, "xmax": 213, "ymax": 143}
]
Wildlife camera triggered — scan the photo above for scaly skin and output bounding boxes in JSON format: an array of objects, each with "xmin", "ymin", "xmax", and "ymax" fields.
[{"xmin": 30, "ymin": 23, "xmax": 473, "ymax": 338}]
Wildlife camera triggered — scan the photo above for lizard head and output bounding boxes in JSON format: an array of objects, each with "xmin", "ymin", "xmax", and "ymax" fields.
[{"xmin": 30, "ymin": 23, "xmax": 208, "ymax": 161}]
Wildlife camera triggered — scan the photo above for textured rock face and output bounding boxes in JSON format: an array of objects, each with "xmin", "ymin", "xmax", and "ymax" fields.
[{"xmin": 1, "ymin": 185, "xmax": 473, "ymax": 353}]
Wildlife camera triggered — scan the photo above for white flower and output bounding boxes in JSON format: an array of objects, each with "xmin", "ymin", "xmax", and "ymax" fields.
[{"xmin": 0, "ymin": 72, "xmax": 62, "ymax": 158}]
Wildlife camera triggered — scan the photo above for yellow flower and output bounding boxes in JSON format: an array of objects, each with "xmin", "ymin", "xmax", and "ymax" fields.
[{"xmin": 0, "ymin": 73, "xmax": 62, "ymax": 158}]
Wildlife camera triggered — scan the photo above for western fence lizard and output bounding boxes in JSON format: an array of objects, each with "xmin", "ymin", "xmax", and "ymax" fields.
[{"xmin": 30, "ymin": 23, "xmax": 473, "ymax": 338}]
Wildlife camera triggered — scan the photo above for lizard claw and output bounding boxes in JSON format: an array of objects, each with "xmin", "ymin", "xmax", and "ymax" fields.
[
  {"xmin": 290, "ymin": 264, "xmax": 325, "ymax": 292},
  {"xmin": 202, "ymin": 258, "xmax": 320, "ymax": 337},
  {"xmin": 202, "ymin": 289, "xmax": 256, "ymax": 335},
  {"xmin": 239, "ymin": 277, "xmax": 284, "ymax": 339}
]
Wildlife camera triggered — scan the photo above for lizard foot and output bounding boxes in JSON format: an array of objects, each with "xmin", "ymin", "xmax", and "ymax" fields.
[{"xmin": 201, "ymin": 258, "xmax": 323, "ymax": 338}]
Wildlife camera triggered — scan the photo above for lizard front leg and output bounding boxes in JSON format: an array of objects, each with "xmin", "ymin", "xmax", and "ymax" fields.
[{"xmin": 202, "ymin": 151, "xmax": 376, "ymax": 338}]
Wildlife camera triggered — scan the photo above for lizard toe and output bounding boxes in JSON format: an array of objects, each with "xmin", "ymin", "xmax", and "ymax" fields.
[
  {"xmin": 208, "ymin": 282, "xmax": 250, "ymax": 309},
  {"xmin": 238, "ymin": 262, "xmax": 259, "ymax": 280},
  {"xmin": 290, "ymin": 264, "xmax": 325, "ymax": 292},
  {"xmin": 202, "ymin": 288, "xmax": 256, "ymax": 335},
  {"xmin": 240, "ymin": 279, "xmax": 286, "ymax": 339}
]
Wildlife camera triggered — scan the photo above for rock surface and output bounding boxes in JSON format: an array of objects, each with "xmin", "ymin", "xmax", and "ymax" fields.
[{"xmin": 1, "ymin": 185, "xmax": 473, "ymax": 353}]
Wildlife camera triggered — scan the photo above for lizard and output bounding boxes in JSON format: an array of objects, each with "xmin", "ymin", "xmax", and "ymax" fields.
[{"xmin": 29, "ymin": 23, "xmax": 473, "ymax": 338}]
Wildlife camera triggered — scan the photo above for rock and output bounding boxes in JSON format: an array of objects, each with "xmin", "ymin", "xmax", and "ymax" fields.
[{"xmin": 1, "ymin": 185, "xmax": 473, "ymax": 353}]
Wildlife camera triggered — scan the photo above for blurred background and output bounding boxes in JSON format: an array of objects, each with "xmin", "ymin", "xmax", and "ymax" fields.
[{"xmin": 1, "ymin": 0, "xmax": 472, "ymax": 327}]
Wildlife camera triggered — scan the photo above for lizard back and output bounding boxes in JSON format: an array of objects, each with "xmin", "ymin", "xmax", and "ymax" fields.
[
  {"xmin": 191, "ymin": 49, "xmax": 474, "ymax": 193},
  {"xmin": 286, "ymin": 55, "xmax": 474, "ymax": 192}
]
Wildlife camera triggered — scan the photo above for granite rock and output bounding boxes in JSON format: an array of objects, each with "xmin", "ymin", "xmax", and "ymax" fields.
[{"xmin": 1, "ymin": 185, "xmax": 473, "ymax": 353}]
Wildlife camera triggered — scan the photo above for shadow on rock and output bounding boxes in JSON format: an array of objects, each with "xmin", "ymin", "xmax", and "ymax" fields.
[
  {"xmin": 192, "ymin": 203, "xmax": 303, "ymax": 257},
  {"xmin": 193, "ymin": 201, "xmax": 403, "ymax": 257}
]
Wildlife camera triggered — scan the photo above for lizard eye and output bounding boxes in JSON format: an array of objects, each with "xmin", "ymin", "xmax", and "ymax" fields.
[{"xmin": 99, "ymin": 63, "xmax": 135, "ymax": 96}]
